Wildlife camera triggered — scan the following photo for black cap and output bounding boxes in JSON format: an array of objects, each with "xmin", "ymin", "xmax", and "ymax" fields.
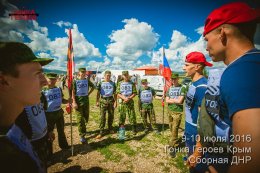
[{"xmin": 0, "ymin": 42, "xmax": 54, "ymax": 70}]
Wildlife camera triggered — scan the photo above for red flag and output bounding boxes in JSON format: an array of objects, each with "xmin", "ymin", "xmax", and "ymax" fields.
[{"xmin": 67, "ymin": 29, "xmax": 75, "ymax": 93}]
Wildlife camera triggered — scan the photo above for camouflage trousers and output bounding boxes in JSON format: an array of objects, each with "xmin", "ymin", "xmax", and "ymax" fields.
[
  {"xmin": 168, "ymin": 110, "xmax": 182, "ymax": 147},
  {"xmin": 99, "ymin": 97, "xmax": 114, "ymax": 133},
  {"xmin": 118, "ymin": 100, "xmax": 137, "ymax": 129},
  {"xmin": 140, "ymin": 107, "xmax": 157, "ymax": 130},
  {"xmin": 74, "ymin": 101, "xmax": 89, "ymax": 137},
  {"xmin": 45, "ymin": 109, "xmax": 69, "ymax": 150}
]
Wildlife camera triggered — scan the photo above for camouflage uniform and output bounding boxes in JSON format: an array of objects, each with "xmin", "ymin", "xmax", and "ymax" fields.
[
  {"xmin": 73, "ymin": 77, "xmax": 95, "ymax": 138},
  {"xmin": 97, "ymin": 80, "xmax": 116, "ymax": 134},
  {"xmin": 116, "ymin": 79, "xmax": 137, "ymax": 132},
  {"xmin": 42, "ymin": 84, "xmax": 69, "ymax": 150},
  {"xmin": 166, "ymin": 84, "xmax": 186, "ymax": 147},
  {"xmin": 138, "ymin": 86, "xmax": 158, "ymax": 131}
]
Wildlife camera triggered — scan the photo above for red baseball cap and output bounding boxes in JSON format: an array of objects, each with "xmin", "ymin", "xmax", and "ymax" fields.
[
  {"xmin": 185, "ymin": 52, "xmax": 213, "ymax": 67},
  {"xmin": 203, "ymin": 2, "xmax": 259, "ymax": 36}
]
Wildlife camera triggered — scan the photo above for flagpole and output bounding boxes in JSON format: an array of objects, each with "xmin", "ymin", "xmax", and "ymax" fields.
[
  {"xmin": 69, "ymin": 90, "xmax": 74, "ymax": 156},
  {"xmin": 162, "ymin": 46, "xmax": 165, "ymax": 136},
  {"xmin": 163, "ymin": 88, "xmax": 166, "ymax": 136},
  {"xmin": 67, "ymin": 29, "xmax": 74, "ymax": 156},
  {"xmin": 160, "ymin": 46, "xmax": 172, "ymax": 136}
]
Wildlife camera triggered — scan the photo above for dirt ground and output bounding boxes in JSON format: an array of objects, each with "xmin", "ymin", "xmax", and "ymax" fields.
[{"xmin": 47, "ymin": 89, "xmax": 188, "ymax": 173}]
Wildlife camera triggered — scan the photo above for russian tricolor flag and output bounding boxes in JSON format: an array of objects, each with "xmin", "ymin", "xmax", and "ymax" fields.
[{"xmin": 162, "ymin": 54, "xmax": 172, "ymax": 80}]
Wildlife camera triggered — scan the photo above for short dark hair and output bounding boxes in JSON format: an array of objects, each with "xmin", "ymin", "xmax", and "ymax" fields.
[
  {"xmin": 234, "ymin": 21, "xmax": 257, "ymax": 42},
  {"xmin": 0, "ymin": 64, "xmax": 19, "ymax": 77}
]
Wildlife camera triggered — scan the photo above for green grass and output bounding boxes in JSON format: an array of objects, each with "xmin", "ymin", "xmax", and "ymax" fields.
[
  {"xmin": 152, "ymin": 133, "xmax": 169, "ymax": 145},
  {"xmin": 112, "ymin": 143, "xmax": 136, "ymax": 156},
  {"xmin": 173, "ymin": 153, "xmax": 189, "ymax": 173},
  {"xmin": 96, "ymin": 141, "xmax": 136, "ymax": 162},
  {"xmin": 162, "ymin": 166, "xmax": 171, "ymax": 173},
  {"xmin": 97, "ymin": 146, "xmax": 123, "ymax": 162}
]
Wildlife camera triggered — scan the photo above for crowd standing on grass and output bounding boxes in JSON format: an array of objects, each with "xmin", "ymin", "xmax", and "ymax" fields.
[{"xmin": 0, "ymin": 2, "xmax": 259, "ymax": 173}]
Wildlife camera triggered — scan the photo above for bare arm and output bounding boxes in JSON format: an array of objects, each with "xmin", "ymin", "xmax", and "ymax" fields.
[
  {"xmin": 166, "ymin": 96, "xmax": 172, "ymax": 103},
  {"xmin": 117, "ymin": 93, "xmax": 127, "ymax": 100},
  {"xmin": 228, "ymin": 108, "xmax": 260, "ymax": 173},
  {"xmin": 117, "ymin": 93, "xmax": 136, "ymax": 103},
  {"xmin": 71, "ymin": 89, "xmax": 78, "ymax": 109},
  {"xmin": 71, "ymin": 89, "xmax": 76, "ymax": 102},
  {"xmin": 166, "ymin": 96, "xmax": 185, "ymax": 104},
  {"xmin": 173, "ymin": 95, "xmax": 185, "ymax": 104},
  {"xmin": 128, "ymin": 93, "xmax": 136, "ymax": 100},
  {"xmin": 124, "ymin": 93, "xmax": 136, "ymax": 103}
]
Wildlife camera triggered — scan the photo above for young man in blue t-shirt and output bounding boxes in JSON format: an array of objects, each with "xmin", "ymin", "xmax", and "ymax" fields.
[
  {"xmin": 182, "ymin": 51, "xmax": 212, "ymax": 167},
  {"xmin": 202, "ymin": 2, "xmax": 260, "ymax": 173}
]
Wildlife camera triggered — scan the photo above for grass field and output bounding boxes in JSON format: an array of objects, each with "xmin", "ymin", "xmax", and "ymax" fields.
[{"xmin": 48, "ymin": 82, "xmax": 189, "ymax": 173}]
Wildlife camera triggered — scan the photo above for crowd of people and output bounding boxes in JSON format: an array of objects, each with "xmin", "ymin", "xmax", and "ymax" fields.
[{"xmin": 0, "ymin": 2, "xmax": 259, "ymax": 173}]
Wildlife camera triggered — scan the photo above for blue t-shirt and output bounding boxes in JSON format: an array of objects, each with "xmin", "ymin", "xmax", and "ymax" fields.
[
  {"xmin": 220, "ymin": 49, "xmax": 260, "ymax": 119},
  {"xmin": 185, "ymin": 77, "xmax": 207, "ymax": 135}
]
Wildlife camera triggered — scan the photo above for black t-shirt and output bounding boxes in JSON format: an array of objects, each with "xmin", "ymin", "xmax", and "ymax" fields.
[{"xmin": 0, "ymin": 128, "xmax": 38, "ymax": 173}]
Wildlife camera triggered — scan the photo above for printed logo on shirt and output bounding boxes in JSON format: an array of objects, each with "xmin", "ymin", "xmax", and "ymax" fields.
[
  {"xmin": 169, "ymin": 87, "xmax": 181, "ymax": 99},
  {"xmin": 43, "ymin": 87, "xmax": 62, "ymax": 112},
  {"xmin": 76, "ymin": 80, "xmax": 88, "ymax": 96},
  {"xmin": 101, "ymin": 82, "xmax": 114, "ymax": 97},
  {"xmin": 140, "ymin": 90, "xmax": 153, "ymax": 103},
  {"xmin": 120, "ymin": 82, "xmax": 132, "ymax": 96}
]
